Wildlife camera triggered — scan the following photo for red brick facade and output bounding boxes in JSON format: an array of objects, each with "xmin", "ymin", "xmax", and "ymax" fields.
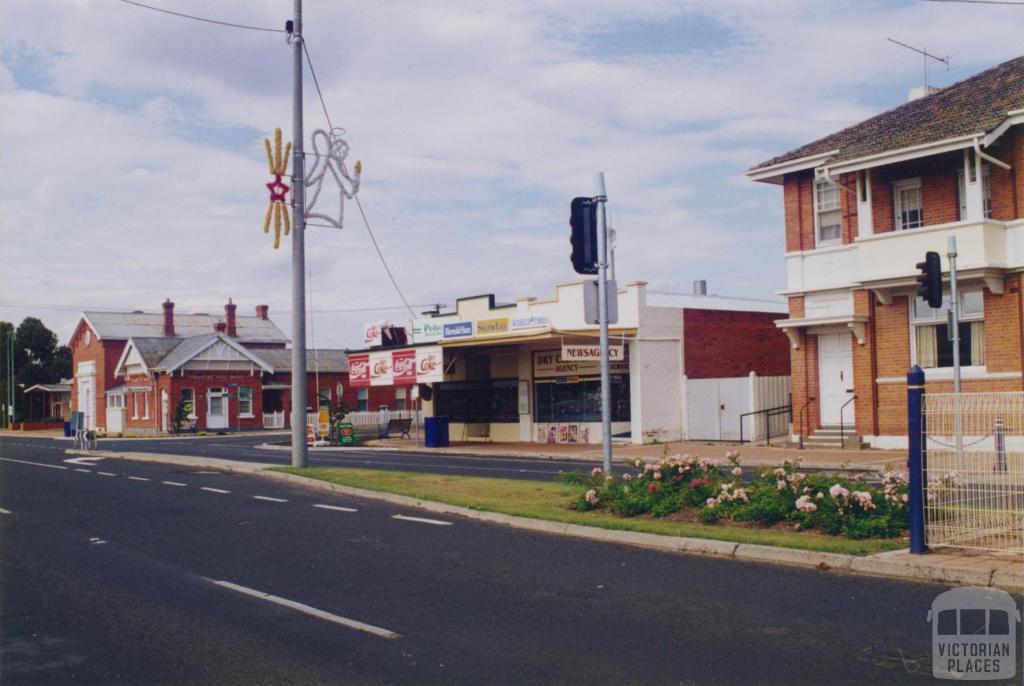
[
  {"xmin": 682, "ymin": 309, "xmax": 790, "ymax": 380},
  {"xmin": 781, "ymin": 128, "xmax": 1024, "ymax": 442}
]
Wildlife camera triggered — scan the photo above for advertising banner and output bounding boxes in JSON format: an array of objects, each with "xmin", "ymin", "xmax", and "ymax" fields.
[
  {"xmin": 369, "ymin": 350, "xmax": 393, "ymax": 386},
  {"xmin": 510, "ymin": 315, "xmax": 550, "ymax": 333},
  {"xmin": 443, "ymin": 321, "xmax": 474, "ymax": 339},
  {"xmin": 533, "ymin": 349, "xmax": 629, "ymax": 379},
  {"xmin": 416, "ymin": 346, "xmax": 444, "ymax": 383},
  {"xmin": 362, "ymin": 321, "xmax": 385, "ymax": 347},
  {"xmin": 348, "ymin": 353, "xmax": 370, "ymax": 387},
  {"xmin": 410, "ymin": 319, "xmax": 444, "ymax": 343},
  {"xmin": 474, "ymin": 317, "xmax": 510, "ymax": 337},
  {"xmin": 392, "ymin": 349, "xmax": 417, "ymax": 385}
]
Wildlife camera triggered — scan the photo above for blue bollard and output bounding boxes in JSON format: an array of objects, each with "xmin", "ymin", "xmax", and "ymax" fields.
[{"xmin": 907, "ymin": 365, "xmax": 928, "ymax": 554}]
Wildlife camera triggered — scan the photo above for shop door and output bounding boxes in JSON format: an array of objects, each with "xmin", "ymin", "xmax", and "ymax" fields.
[
  {"xmin": 207, "ymin": 387, "xmax": 228, "ymax": 429},
  {"xmin": 817, "ymin": 333, "xmax": 854, "ymax": 425}
]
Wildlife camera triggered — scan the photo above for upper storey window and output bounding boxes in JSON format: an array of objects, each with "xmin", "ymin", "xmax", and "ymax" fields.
[
  {"xmin": 957, "ymin": 164, "xmax": 992, "ymax": 220},
  {"xmin": 894, "ymin": 178, "xmax": 923, "ymax": 230},
  {"xmin": 814, "ymin": 180, "xmax": 842, "ymax": 244}
]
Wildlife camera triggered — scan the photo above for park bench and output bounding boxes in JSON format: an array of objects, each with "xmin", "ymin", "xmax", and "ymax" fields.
[{"xmin": 383, "ymin": 417, "xmax": 413, "ymax": 439}]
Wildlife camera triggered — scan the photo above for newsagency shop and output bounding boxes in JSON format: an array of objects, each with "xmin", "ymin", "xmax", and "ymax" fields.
[{"xmin": 347, "ymin": 279, "xmax": 791, "ymax": 445}]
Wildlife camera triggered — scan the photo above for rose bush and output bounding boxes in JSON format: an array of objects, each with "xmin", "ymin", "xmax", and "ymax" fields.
[{"xmin": 562, "ymin": 453, "xmax": 913, "ymax": 540}]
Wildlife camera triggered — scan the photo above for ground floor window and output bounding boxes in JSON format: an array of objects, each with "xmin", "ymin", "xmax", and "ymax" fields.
[
  {"xmin": 239, "ymin": 386, "xmax": 253, "ymax": 416},
  {"xmin": 356, "ymin": 388, "xmax": 368, "ymax": 412},
  {"xmin": 434, "ymin": 379, "xmax": 518, "ymax": 423},
  {"xmin": 180, "ymin": 388, "xmax": 195, "ymax": 419},
  {"xmin": 534, "ymin": 375, "xmax": 630, "ymax": 423},
  {"xmin": 395, "ymin": 386, "xmax": 407, "ymax": 411}
]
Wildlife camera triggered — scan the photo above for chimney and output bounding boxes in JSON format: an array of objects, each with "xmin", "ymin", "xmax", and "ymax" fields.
[
  {"xmin": 214, "ymin": 321, "xmax": 227, "ymax": 334},
  {"xmin": 692, "ymin": 280, "xmax": 708, "ymax": 296},
  {"xmin": 255, "ymin": 304, "xmax": 269, "ymax": 320},
  {"xmin": 225, "ymin": 298, "xmax": 237, "ymax": 337},
  {"xmin": 162, "ymin": 298, "xmax": 175, "ymax": 337}
]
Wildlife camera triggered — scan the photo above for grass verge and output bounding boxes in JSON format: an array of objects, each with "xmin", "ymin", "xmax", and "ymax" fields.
[{"xmin": 273, "ymin": 466, "xmax": 904, "ymax": 555}]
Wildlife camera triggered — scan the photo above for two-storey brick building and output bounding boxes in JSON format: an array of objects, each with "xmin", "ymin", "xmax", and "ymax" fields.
[{"xmin": 748, "ymin": 55, "xmax": 1024, "ymax": 448}]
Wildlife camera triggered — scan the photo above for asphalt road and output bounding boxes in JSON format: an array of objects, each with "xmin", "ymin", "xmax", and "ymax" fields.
[{"xmin": 3, "ymin": 438, "xmax": 1020, "ymax": 685}]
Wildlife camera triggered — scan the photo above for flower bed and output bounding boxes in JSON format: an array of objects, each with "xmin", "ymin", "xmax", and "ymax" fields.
[{"xmin": 563, "ymin": 453, "xmax": 913, "ymax": 540}]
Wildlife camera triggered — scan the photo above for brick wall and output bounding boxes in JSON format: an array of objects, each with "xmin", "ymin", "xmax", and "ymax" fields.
[
  {"xmin": 69, "ymin": 322, "xmax": 126, "ymax": 431},
  {"xmin": 681, "ymin": 309, "xmax": 790, "ymax": 380}
]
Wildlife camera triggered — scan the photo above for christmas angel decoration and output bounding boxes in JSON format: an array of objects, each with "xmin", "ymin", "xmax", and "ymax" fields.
[
  {"xmin": 263, "ymin": 128, "xmax": 292, "ymax": 249},
  {"xmin": 305, "ymin": 127, "xmax": 362, "ymax": 229}
]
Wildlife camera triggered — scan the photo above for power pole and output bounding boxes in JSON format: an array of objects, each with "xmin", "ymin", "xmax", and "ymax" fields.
[
  {"xmin": 290, "ymin": 0, "xmax": 309, "ymax": 467},
  {"xmin": 594, "ymin": 172, "xmax": 612, "ymax": 474}
]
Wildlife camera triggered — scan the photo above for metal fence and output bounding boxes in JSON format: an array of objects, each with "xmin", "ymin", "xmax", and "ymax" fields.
[{"xmin": 922, "ymin": 392, "xmax": 1024, "ymax": 554}]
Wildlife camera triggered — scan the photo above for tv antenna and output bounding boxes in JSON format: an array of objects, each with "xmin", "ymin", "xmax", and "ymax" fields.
[{"xmin": 887, "ymin": 38, "xmax": 949, "ymax": 89}]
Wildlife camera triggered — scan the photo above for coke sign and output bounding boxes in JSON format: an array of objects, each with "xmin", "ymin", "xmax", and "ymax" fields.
[
  {"xmin": 393, "ymin": 349, "xmax": 417, "ymax": 384},
  {"xmin": 348, "ymin": 354, "xmax": 370, "ymax": 387}
]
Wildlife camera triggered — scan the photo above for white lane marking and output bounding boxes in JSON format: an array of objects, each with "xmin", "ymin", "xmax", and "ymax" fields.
[
  {"xmin": 128, "ymin": 476, "xmax": 150, "ymax": 482},
  {"xmin": 253, "ymin": 495, "xmax": 288, "ymax": 503},
  {"xmin": 0, "ymin": 507, "xmax": 12, "ymax": 515},
  {"xmin": 201, "ymin": 487, "xmax": 231, "ymax": 494},
  {"xmin": 313, "ymin": 504, "xmax": 358, "ymax": 513},
  {"xmin": 391, "ymin": 514, "xmax": 452, "ymax": 526},
  {"xmin": 65, "ymin": 456, "xmax": 106, "ymax": 466},
  {"xmin": 0, "ymin": 457, "xmax": 68, "ymax": 470},
  {"xmin": 205, "ymin": 578, "xmax": 400, "ymax": 639},
  {"xmin": 74, "ymin": 468, "xmax": 92, "ymax": 473},
  {"xmin": 88, "ymin": 537, "xmax": 107, "ymax": 545},
  {"xmin": 162, "ymin": 481, "xmax": 187, "ymax": 487},
  {"xmin": 97, "ymin": 471, "xmax": 116, "ymax": 477}
]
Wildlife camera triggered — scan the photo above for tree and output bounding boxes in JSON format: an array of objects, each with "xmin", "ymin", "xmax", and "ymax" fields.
[{"xmin": 4, "ymin": 318, "xmax": 70, "ymax": 422}]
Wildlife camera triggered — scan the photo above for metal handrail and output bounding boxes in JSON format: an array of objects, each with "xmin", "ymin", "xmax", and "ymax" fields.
[
  {"xmin": 739, "ymin": 404, "xmax": 792, "ymax": 445},
  {"xmin": 798, "ymin": 397, "xmax": 816, "ymax": 450},
  {"xmin": 839, "ymin": 394, "xmax": 857, "ymax": 449}
]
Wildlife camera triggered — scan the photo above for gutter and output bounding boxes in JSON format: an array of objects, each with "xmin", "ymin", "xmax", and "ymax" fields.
[{"xmin": 974, "ymin": 137, "xmax": 1011, "ymax": 171}]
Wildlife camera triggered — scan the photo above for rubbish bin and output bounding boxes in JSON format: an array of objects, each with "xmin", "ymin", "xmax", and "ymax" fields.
[
  {"xmin": 63, "ymin": 421, "xmax": 72, "ymax": 437},
  {"xmin": 424, "ymin": 416, "xmax": 450, "ymax": 448}
]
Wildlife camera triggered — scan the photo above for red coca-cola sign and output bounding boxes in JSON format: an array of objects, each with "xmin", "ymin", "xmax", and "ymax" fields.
[
  {"xmin": 349, "ymin": 354, "xmax": 370, "ymax": 387},
  {"xmin": 393, "ymin": 350, "xmax": 416, "ymax": 384}
]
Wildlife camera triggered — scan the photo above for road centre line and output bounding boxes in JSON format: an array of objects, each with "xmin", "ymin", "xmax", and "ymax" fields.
[
  {"xmin": 162, "ymin": 481, "xmax": 187, "ymax": 487},
  {"xmin": 128, "ymin": 476, "xmax": 150, "ymax": 481},
  {"xmin": 201, "ymin": 487, "xmax": 231, "ymax": 494},
  {"xmin": 74, "ymin": 468, "xmax": 92, "ymax": 473},
  {"xmin": 205, "ymin": 578, "xmax": 400, "ymax": 639},
  {"xmin": 313, "ymin": 504, "xmax": 358, "ymax": 513},
  {"xmin": 253, "ymin": 495, "xmax": 288, "ymax": 503},
  {"xmin": 391, "ymin": 514, "xmax": 452, "ymax": 526},
  {"xmin": 0, "ymin": 457, "xmax": 68, "ymax": 470},
  {"xmin": 0, "ymin": 507, "xmax": 11, "ymax": 515},
  {"xmin": 97, "ymin": 471, "xmax": 116, "ymax": 477}
]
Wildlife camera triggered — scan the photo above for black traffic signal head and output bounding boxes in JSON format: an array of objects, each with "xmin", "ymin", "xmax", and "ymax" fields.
[
  {"xmin": 916, "ymin": 251, "xmax": 942, "ymax": 308},
  {"xmin": 570, "ymin": 197, "xmax": 598, "ymax": 275}
]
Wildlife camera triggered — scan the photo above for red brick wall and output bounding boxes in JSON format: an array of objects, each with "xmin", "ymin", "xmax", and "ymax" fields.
[
  {"xmin": 783, "ymin": 172, "xmax": 814, "ymax": 252},
  {"xmin": 682, "ymin": 309, "xmax": 790, "ymax": 380},
  {"xmin": 69, "ymin": 321, "xmax": 126, "ymax": 430}
]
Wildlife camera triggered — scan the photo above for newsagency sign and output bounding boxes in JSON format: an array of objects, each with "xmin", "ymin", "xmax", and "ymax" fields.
[
  {"xmin": 534, "ymin": 349, "xmax": 629, "ymax": 379},
  {"xmin": 561, "ymin": 344, "xmax": 625, "ymax": 362},
  {"xmin": 349, "ymin": 346, "xmax": 444, "ymax": 387}
]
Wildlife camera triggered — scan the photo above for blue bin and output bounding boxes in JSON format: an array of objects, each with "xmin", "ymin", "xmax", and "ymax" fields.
[
  {"xmin": 63, "ymin": 421, "xmax": 72, "ymax": 437},
  {"xmin": 424, "ymin": 416, "xmax": 450, "ymax": 448}
]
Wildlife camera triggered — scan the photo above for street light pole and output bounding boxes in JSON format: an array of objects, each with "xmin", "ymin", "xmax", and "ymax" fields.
[
  {"xmin": 289, "ymin": 0, "xmax": 309, "ymax": 468},
  {"xmin": 594, "ymin": 172, "xmax": 612, "ymax": 474}
]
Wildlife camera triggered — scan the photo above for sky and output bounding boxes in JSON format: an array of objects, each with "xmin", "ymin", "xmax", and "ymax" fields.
[{"xmin": 1, "ymin": 0, "xmax": 1023, "ymax": 349}]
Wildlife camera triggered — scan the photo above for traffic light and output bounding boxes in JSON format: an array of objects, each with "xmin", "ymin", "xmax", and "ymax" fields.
[
  {"xmin": 570, "ymin": 197, "xmax": 598, "ymax": 275},
  {"xmin": 916, "ymin": 251, "xmax": 942, "ymax": 308}
]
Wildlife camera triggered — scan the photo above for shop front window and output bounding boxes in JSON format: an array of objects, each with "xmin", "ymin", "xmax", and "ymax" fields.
[
  {"xmin": 434, "ymin": 379, "xmax": 518, "ymax": 423},
  {"xmin": 534, "ymin": 375, "xmax": 630, "ymax": 423}
]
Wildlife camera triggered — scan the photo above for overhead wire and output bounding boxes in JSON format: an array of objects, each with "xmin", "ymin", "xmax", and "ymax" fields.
[{"xmin": 112, "ymin": 0, "xmax": 287, "ymax": 33}]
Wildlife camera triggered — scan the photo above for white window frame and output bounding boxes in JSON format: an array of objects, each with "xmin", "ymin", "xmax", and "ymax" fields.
[
  {"xmin": 957, "ymin": 164, "xmax": 992, "ymax": 220},
  {"xmin": 909, "ymin": 288, "xmax": 986, "ymax": 372},
  {"xmin": 143, "ymin": 391, "xmax": 150, "ymax": 420},
  {"xmin": 814, "ymin": 179, "xmax": 842, "ymax": 246},
  {"xmin": 894, "ymin": 177, "xmax": 924, "ymax": 230},
  {"xmin": 238, "ymin": 386, "xmax": 254, "ymax": 418}
]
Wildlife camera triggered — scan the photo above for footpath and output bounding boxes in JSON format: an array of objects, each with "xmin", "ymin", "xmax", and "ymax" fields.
[
  {"xmin": 358, "ymin": 437, "xmax": 903, "ymax": 472},
  {"xmin": 65, "ymin": 446, "xmax": 1023, "ymax": 593}
]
